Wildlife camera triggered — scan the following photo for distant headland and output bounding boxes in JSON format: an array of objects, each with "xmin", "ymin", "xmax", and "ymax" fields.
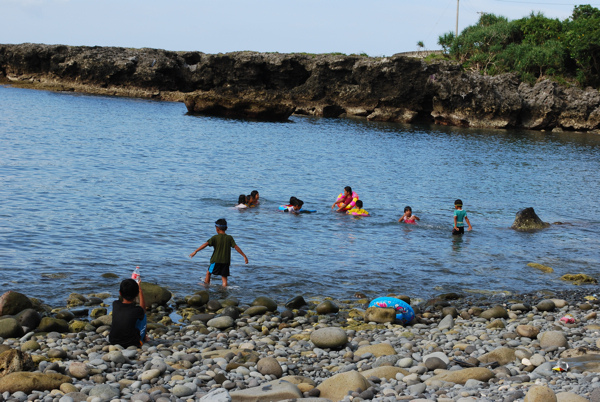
[{"xmin": 1, "ymin": 43, "xmax": 598, "ymax": 132}]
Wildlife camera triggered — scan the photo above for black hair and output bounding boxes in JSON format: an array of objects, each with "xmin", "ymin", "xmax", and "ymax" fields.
[
  {"xmin": 404, "ymin": 206, "xmax": 412, "ymax": 213},
  {"xmin": 296, "ymin": 199, "xmax": 304, "ymax": 208},
  {"xmin": 246, "ymin": 194, "xmax": 253, "ymax": 201},
  {"xmin": 120, "ymin": 279, "xmax": 139, "ymax": 301},
  {"xmin": 215, "ymin": 218, "xmax": 228, "ymax": 230},
  {"xmin": 344, "ymin": 186, "xmax": 352, "ymax": 194},
  {"xmin": 238, "ymin": 194, "xmax": 246, "ymax": 204},
  {"xmin": 356, "ymin": 200, "xmax": 363, "ymax": 208},
  {"xmin": 454, "ymin": 199, "xmax": 463, "ymax": 206},
  {"xmin": 289, "ymin": 196, "xmax": 298, "ymax": 205},
  {"xmin": 251, "ymin": 190, "xmax": 259, "ymax": 197}
]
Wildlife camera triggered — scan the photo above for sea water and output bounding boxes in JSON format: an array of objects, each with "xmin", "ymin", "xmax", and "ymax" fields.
[{"xmin": 1, "ymin": 85, "xmax": 600, "ymax": 306}]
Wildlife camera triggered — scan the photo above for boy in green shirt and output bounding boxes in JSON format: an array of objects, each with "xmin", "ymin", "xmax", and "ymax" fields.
[
  {"xmin": 452, "ymin": 199, "xmax": 473, "ymax": 235},
  {"xmin": 189, "ymin": 219, "xmax": 249, "ymax": 287}
]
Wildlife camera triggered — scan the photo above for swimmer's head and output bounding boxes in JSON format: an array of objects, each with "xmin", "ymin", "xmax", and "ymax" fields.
[
  {"xmin": 238, "ymin": 194, "xmax": 247, "ymax": 205},
  {"xmin": 404, "ymin": 206, "xmax": 412, "ymax": 213},
  {"xmin": 344, "ymin": 186, "xmax": 352, "ymax": 196},
  {"xmin": 293, "ymin": 199, "xmax": 304, "ymax": 210},
  {"xmin": 355, "ymin": 200, "xmax": 363, "ymax": 209},
  {"xmin": 215, "ymin": 218, "xmax": 228, "ymax": 231},
  {"xmin": 454, "ymin": 199, "xmax": 463, "ymax": 208}
]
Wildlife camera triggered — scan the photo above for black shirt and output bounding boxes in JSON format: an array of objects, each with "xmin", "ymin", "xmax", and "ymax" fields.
[{"xmin": 108, "ymin": 300, "xmax": 145, "ymax": 348}]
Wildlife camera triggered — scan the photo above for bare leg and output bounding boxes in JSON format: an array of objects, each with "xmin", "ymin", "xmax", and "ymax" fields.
[
  {"xmin": 204, "ymin": 271, "xmax": 211, "ymax": 285},
  {"xmin": 222, "ymin": 276, "xmax": 228, "ymax": 287}
]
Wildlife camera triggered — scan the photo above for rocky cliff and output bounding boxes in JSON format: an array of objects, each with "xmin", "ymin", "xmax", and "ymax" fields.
[{"xmin": 1, "ymin": 43, "xmax": 599, "ymax": 130}]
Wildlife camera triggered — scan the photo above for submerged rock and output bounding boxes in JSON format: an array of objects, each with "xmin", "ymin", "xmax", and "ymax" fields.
[
  {"xmin": 560, "ymin": 274, "xmax": 598, "ymax": 285},
  {"xmin": 512, "ymin": 208, "xmax": 550, "ymax": 231}
]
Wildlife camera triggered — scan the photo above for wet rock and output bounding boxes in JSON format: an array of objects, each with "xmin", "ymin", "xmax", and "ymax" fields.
[
  {"xmin": 250, "ymin": 296, "xmax": 278, "ymax": 312},
  {"xmin": 285, "ymin": 296, "xmax": 307, "ymax": 310},
  {"xmin": 15, "ymin": 309, "xmax": 41, "ymax": 331},
  {"xmin": 0, "ymin": 372, "xmax": 71, "ymax": 393},
  {"xmin": 310, "ymin": 327, "xmax": 348, "ymax": 349},
  {"xmin": 69, "ymin": 320, "xmax": 87, "ymax": 333},
  {"xmin": 187, "ymin": 291, "xmax": 209, "ymax": 307},
  {"xmin": 139, "ymin": 282, "xmax": 172, "ymax": 306},
  {"xmin": 364, "ymin": 307, "xmax": 395, "ymax": 323},
  {"xmin": 55, "ymin": 310, "xmax": 75, "ymax": 321},
  {"xmin": 0, "ymin": 318, "xmax": 24, "ymax": 339},
  {"xmin": 316, "ymin": 300, "xmax": 339, "ymax": 315},
  {"xmin": 221, "ymin": 306, "xmax": 240, "ymax": 320},
  {"xmin": 242, "ymin": 306, "xmax": 268, "ymax": 317},
  {"xmin": 207, "ymin": 316, "xmax": 234, "ymax": 329},
  {"xmin": 560, "ymin": 274, "xmax": 597, "ymax": 285},
  {"xmin": 67, "ymin": 293, "xmax": 87, "ymax": 308},
  {"xmin": 206, "ymin": 300, "xmax": 222, "ymax": 312},
  {"xmin": 527, "ymin": 263, "xmax": 554, "ymax": 273},
  {"xmin": 0, "ymin": 291, "xmax": 33, "ymax": 317},
  {"xmin": 316, "ymin": 370, "xmax": 370, "ymax": 402},
  {"xmin": 38, "ymin": 317, "xmax": 69, "ymax": 333},
  {"xmin": 512, "ymin": 207, "xmax": 550, "ymax": 231}
]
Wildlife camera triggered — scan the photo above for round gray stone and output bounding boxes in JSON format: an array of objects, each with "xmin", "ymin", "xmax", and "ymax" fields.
[{"xmin": 310, "ymin": 327, "xmax": 348, "ymax": 348}]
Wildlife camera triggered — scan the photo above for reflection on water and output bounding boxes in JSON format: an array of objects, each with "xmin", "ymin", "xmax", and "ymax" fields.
[{"xmin": 1, "ymin": 85, "xmax": 600, "ymax": 306}]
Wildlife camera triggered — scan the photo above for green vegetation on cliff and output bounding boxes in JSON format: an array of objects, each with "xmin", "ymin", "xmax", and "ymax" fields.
[{"xmin": 437, "ymin": 5, "xmax": 600, "ymax": 88}]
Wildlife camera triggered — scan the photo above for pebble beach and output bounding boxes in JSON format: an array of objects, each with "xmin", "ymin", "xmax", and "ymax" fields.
[{"xmin": 2, "ymin": 285, "xmax": 600, "ymax": 402}]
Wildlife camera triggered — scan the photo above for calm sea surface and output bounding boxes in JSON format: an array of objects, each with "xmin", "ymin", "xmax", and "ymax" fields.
[{"xmin": 2, "ymin": 85, "xmax": 600, "ymax": 307}]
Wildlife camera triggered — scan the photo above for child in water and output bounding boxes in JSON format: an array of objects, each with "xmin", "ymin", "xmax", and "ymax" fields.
[
  {"xmin": 399, "ymin": 206, "xmax": 419, "ymax": 224},
  {"xmin": 189, "ymin": 219, "xmax": 249, "ymax": 287},
  {"xmin": 452, "ymin": 199, "xmax": 472, "ymax": 234},
  {"xmin": 286, "ymin": 198, "xmax": 304, "ymax": 214},
  {"xmin": 249, "ymin": 190, "xmax": 260, "ymax": 206},
  {"xmin": 347, "ymin": 200, "xmax": 369, "ymax": 216},
  {"xmin": 234, "ymin": 194, "xmax": 248, "ymax": 209}
]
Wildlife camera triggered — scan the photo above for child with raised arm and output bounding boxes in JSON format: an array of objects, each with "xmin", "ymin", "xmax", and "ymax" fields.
[
  {"xmin": 399, "ymin": 206, "xmax": 419, "ymax": 224},
  {"xmin": 189, "ymin": 219, "xmax": 249, "ymax": 287},
  {"xmin": 108, "ymin": 278, "xmax": 147, "ymax": 348},
  {"xmin": 452, "ymin": 199, "xmax": 472, "ymax": 234}
]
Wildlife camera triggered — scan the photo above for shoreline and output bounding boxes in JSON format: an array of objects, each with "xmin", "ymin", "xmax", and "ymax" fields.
[
  {"xmin": 1, "ymin": 43, "xmax": 599, "ymax": 132},
  {"xmin": 1, "ymin": 286, "xmax": 600, "ymax": 400}
]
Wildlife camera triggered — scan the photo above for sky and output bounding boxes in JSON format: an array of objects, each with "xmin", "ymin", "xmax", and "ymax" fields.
[{"xmin": 1, "ymin": 0, "xmax": 596, "ymax": 56}]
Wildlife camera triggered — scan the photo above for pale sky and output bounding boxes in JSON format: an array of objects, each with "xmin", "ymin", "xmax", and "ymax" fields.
[{"xmin": 0, "ymin": 0, "xmax": 593, "ymax": 56}]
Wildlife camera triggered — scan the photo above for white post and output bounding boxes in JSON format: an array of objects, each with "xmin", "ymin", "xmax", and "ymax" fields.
[{"xmin": 456, "ymin": 0, "xmax": 460, "ymax": 36}]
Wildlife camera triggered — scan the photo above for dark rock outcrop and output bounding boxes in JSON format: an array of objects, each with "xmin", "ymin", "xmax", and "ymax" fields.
[
  {"xmin": 512, "ymin": 208, "xmax": 550, "ymax": 231},
  {"xmin": 1, "ymin": 43, "xmax": 599, "ymax": 129}
]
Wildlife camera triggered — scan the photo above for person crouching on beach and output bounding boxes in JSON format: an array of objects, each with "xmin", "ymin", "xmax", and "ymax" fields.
[
  {"xmin": 189, "ymin": 219, "xmax": 249, "ymax": 287},
  {"xmin": 108, "ymin": 278, "xmax": 147, "ymax": 348}
]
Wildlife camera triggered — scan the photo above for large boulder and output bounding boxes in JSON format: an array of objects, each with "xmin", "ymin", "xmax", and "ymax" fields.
[
  {"xmin": 316, "ymin": 370, "xmax": 371, "ymax": 401},
  {"xmin": 310, "ymin": 327, "xmax": 348, "ymax": 349},
  {"xmin": 37, "ymin": 317, "xmax": 69, "ymax": 333},
  {"xmin": 140, "ymin": 282, "xmax": 172, "ymax": 306},
  {"xmin": 0, "ymin": 318, "xmax": 24, "ymax": 339},
  {"xmin": 0, "ymin": 349, "xmax": 34, "ymax": 377},
  {"xmin": 16, "ymin": 309, "xmax": 41, "ymax": 331},
  {"xmin": 0, "ymin": 372, "xmax": 71, "ymax": 393},
  {"xmin": 0, "ymin": 291, "xmax": 33, "ymax": 316},
  {"xmin": 512, "ymin": 208, "xmax": 550, "ymax": 231},
  {"xmin": 250, "ymin": 296, "xmax": 277, "ymax": 312}
]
